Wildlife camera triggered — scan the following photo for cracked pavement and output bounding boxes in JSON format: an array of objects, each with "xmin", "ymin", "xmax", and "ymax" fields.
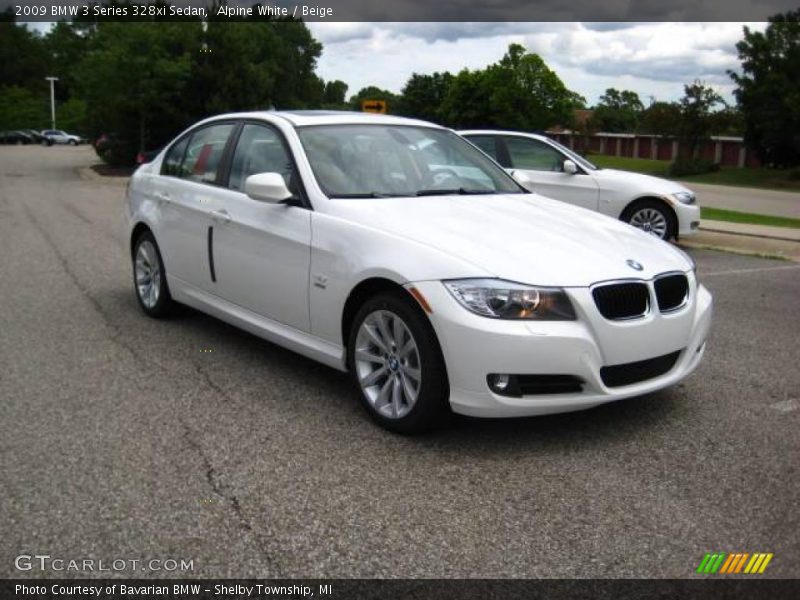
[{"xmin": 1, "ymin": 146, "xmax": 798, "ymax": 579}]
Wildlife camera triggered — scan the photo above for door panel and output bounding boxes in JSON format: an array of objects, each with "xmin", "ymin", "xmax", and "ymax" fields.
[
  {"xmin": 154, "ymin": 123, "xmax": 235, "ymax": 288},
  {"xmin": 208, "ymin": 194, "xmax": 311, "ymax": 331},
  {"xmin": 207, "ymin": 123, "xmax": 311, "ymax": 332},
  {"xmin": 503, "ymin": 136, "xmax": 599, "ymax": 211}
]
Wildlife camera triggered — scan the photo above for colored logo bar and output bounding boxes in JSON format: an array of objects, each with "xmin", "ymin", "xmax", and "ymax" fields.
[{"xmin": 696, "ymin": 552, "xmax": 773, "ymax": 574}]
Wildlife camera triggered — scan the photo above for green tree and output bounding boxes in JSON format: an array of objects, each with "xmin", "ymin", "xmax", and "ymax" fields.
[
  {"xmin": 75, "ymin": 22, "xmax": 195, "ymax": 157},
  {"xmin": 589, "ymin": 88, "xmax": 644, "ymax": 132},
  {"xmin": 0, "ymin": 86, "xmax": 49, "ymax": 130},
  {"xmin": 730, "ymin": 11, "xmax": 800, "ymax": 166},
  {"xmin": 486, "ymin": 44, "xmax": 582, "ymax": 131},
  {"xmin": 438, "ymin": 44, "xmax": 582, "ymax": 131},
  {"xmin": 0, "ymin": 20, "xmax": 49, "ymax": 92},
  {"xmin": 678, "ymin": 81, "xmax": 725, "ymax": 158},
  {"xmin": 639, "ymin": 101, "xmax": 682, "ymax": 137},
  {"xmin": 400, "ymin": 72, "xmax": 453, "ymax": 123},
  {"xmin": 322, "ymin": 80, "xmax": 349, "ymax": 107}
]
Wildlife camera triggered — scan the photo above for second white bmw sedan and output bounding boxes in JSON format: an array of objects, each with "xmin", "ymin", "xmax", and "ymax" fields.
[
  {"xmin": 459, "ymin": 130, "xmax": 701, "ymax": 241},
  {"xmin": 126, "ymin": 111, "xmax": 712, "ymax": 432}
]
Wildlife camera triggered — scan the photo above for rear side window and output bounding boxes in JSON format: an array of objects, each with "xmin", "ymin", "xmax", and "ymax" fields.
[
  {"xmin": 467, "ymin": 135, "xmax": 499, "ymax": 161},
  {"xmin": 162, "ymin": 137, "xmax": 188, "ymax": 177},
  {"xmin": 181, "ymin": 123, "xmax": 235, "ymax": 184},
  {"xmin": 228, "ymin": 124, "xmax": 296, "ymax": 194}
]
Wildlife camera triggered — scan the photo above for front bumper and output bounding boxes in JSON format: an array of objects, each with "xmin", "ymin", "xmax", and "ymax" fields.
[
  {"xmin": 410, "ymin": 274, "xmax": 712, "ymax": 418},
  {"xmin": 673, "ymin": 201, "xmax": 701, "ymax": 237}
]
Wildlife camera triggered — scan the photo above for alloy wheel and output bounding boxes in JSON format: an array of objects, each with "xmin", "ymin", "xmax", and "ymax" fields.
[
  {"xmin": 135, "ymin": 240, "xmax": 162, "ymax": 309},
  {"xmin": 629, "ymin": 208, "xmax": 668, "ymax": 239},
  {"xmin": 354, "ymin": 310, "xmax": 422, "ymax": 419}
]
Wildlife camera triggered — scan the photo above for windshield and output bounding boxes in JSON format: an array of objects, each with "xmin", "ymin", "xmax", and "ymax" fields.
[
  {"xmin": 297, "ymin": 125, "xmax": 524, "ymax": 198},
  {"xmin": 546, "ymin": 137, "xmax": 599, "ymax": 171}
]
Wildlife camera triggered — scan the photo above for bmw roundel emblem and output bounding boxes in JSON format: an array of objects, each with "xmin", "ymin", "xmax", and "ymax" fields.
[{"xmin": 626, "ymin": 259, "xmax": 644, "ymax": 271}]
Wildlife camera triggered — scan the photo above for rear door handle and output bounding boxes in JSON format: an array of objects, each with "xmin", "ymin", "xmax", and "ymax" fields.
[
  {"xmin": 209, "ymin": 209, "xmax": 231, "ymax": 224},
  {"xmin": 153, "ymin": 192, "xmax": 170, "ymax": 205}
]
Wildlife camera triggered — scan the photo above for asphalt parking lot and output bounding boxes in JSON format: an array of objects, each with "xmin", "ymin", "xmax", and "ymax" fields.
[{"xmin": 1, "ymin": 146, "xmax": 798, "ymax": 579}]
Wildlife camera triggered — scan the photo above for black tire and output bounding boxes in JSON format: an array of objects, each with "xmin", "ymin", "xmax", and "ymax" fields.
[
  {"xmin": 69, "ymin": 139, "xmax": 77, "ymax": 146},
  {"xmin": 621, "ymin": 199, "xmax": 677, "ymax": 241},
  {"xmin": 347, "ymin": 291, "xmax": 449, "ymax": 434},
  {"xmin": 132, "ymin": 230, "xmax": 174, "ymax": 318}
]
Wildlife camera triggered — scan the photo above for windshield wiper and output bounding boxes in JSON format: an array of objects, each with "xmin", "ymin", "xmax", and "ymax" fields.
[
  {"xmin": 415, "ymin": 188, "xmax": 495, "ymax": 196},
  {"xmin": 329, "ymin": 192, "xmax": 406, "ymax": 198}
]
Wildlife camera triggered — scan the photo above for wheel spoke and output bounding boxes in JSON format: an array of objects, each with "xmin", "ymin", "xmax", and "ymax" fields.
[
  {"xmin": 398, "ymin": 338, "xmax": 416, "ymax": 358},
  {"xmin": 392, "ymin": 315, "xmax": 405, "ymax": 349},
  {"xmin": 355, "ymin": 348, "xmax": 384, "ymax": 364},
  {"xmin": 376, "ymin": 376, "xmax": 393, "ymax": 409},
  {"xmin": 403, "ymin": 365, "xmax": 421, "ymax": 382},
  {"xmin": 400, "ymin": 372, "xmax": 417, "ymax": 403},
  {"xmin": 391, "ymin": 376, "xmax": 403, "ymax": 418},
  {"xmin": 360, "ymin": 365, "xmax": 388, "ymax": 387},
  {"xmin": 375, "ymin": 312, "xmax": 395, "ymax": 349},
  {"xmin": 363, "ymin": 324, "xmax": 389, "ymax": 354}
]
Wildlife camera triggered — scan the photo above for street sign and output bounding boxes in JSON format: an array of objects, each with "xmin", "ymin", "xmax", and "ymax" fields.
[{"xmin": 361, "ymin": 100, "xmax": 387, "ymax": 114}]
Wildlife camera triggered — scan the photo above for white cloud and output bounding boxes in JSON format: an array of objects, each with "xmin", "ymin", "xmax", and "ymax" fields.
[{"xmin": 309, "ymin": 22, "xmax": 767, "ymax": 105}]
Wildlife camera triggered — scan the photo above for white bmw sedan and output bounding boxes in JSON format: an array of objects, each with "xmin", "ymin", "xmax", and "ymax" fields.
[
  {"xmin": 459, "ymin": 130, "xmax": 701, "ymax": 241},
  {"xmin": 126, "ymin": 111, "xmax": 712, "ymax": 432}
]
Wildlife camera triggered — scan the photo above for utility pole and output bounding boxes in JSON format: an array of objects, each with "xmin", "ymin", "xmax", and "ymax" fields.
[{"xmin": 45, "ymin": 77, "xmax": 59, "ymax": 130}]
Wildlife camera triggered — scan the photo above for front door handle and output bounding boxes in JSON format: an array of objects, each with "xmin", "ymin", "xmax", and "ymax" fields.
[
  {"xmin": 153, "ymin": 191, "xmax": 170, "ymax": 204},
  {"xmin": 209, "ymin": 209, "xmax": 231, "ymax": 224}
]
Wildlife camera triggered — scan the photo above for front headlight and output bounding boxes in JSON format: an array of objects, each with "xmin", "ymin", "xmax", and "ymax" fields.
[
  {"xmin": 672, "ymin": 191, "xmax": 695, "ymax": 205},
  {"xmin": 443, "ymin": 279, "xmax": 576, "ymax": 320}
]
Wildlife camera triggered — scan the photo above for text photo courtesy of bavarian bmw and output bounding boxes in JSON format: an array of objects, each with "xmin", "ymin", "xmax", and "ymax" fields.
[{"xmin": 125, "ymin": 111, "xmax": 712, "ymax": 433}]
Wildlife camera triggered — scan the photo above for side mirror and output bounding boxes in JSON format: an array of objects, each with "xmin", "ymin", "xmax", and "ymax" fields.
[
  {"xmin": 244, "ymin": 172, "xmax": 292, "ymax": 204},
  {"xmin": 510, "ymin": 169, "xmax": 534, "ymax": 189},
  {"xmin": 563, "ymin": 159, "xmax": 578, "ymax": 175}
]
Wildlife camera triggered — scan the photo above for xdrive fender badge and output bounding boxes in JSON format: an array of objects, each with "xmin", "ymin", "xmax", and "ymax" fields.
[{"xmin": 626, "ymin": 259, "xmax": 644, "ymax": 271}]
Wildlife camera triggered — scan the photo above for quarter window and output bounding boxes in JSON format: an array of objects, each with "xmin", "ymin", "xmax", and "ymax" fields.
[
  {"xmin": 162, "ymin": 136, "xmax": 188, "ymax": 177},
  {"xmin": 505, "ymin": 137, "xmax": 564, "ymax": 172},
  {"xmin": 228, "ymin": 124, "xmax": 296, "ymax": 195}
]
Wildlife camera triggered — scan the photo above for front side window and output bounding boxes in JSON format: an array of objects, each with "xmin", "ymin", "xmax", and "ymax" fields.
[
  {"xmin": 181, "ymin": 123, "xmax": 235, "ymax": 184},
  {"xmin": 228, "ymin": 124, "xmax": 296, "ymax": 195},
  {"xmin": 297, "ymin": 125, "xmax": 522, "ymax": 198},
  {"xmin": 505, "ymin": 137, "xmax": 565, "ymax": 172},
  {"xmin": 466, "ymin": 135, "xmax": 499, "ymax": 161}
]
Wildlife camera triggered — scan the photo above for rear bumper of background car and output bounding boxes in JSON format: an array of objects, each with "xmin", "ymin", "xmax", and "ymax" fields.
[{"xmin": 409, "ymin": 274, "xmax": 712, "ymax": 418}]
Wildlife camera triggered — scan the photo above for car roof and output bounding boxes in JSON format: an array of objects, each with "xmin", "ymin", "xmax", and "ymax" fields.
[
  {"xmin": 202, "ymin": 110, "xmax": 443, "ymax": 129},
  {"xmin": 459, "ymin": 129, "xmax": 550, "ymax": 142}
]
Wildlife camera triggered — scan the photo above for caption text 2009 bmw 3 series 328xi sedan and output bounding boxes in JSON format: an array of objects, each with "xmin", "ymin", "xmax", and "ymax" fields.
[{"xmin": 125, "ymin": 111, "xmax": 712, "ymax": 433}]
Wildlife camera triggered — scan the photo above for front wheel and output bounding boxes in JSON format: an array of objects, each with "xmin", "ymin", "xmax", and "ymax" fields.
[
  {"xmin": 132, "ymin": 231, "xmax": 173, "ymax": 318},
  {"xmin": 348, "ymin": 292, "xmax": 449, "ymax": 433},
  {"xmin": 69, "ymin": 139, "xmax": 77, "ymax": 146},
  {"xmin": 622, "ymin": 199, "xmax": 676, "ymax": 241}
]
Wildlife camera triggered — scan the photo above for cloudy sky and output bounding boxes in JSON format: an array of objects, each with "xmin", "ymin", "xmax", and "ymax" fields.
[{"xmin": 307, "ymin": 22, "xmax": 766, "ymax": 105}]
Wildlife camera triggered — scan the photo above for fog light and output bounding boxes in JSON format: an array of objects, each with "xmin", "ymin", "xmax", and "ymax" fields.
[
  {"xmin": 488, "ymin": 374, "xmax": 522, "ymax": 396},
  {"xmin": 491, "ymin": 374, "xmax": 511, "ymax": 391},
  {"xmin": 691, "ymin": 221, "xmax": 700, "ymax": 230}
]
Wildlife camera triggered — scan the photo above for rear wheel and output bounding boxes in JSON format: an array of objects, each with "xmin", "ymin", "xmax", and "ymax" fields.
[
  {"xmin": 348, "ymin": 291, "xmax": 449, "ymax": 433},
  {"xmin": 132, "ymin": 231, "xmax": 173, "ymax": 318},
  {"xmin": 622, "ymin": 199, "xmax": 676, "ymax": 241}
]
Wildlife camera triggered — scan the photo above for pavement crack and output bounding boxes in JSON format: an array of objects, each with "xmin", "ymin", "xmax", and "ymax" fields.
[
  {"xmin": 180, "ymin": 420, "xmax": 281, "ymax": 575},
  {"xmin": 20, "ymin": 202, "xmax": 153, "ymax": 369}
]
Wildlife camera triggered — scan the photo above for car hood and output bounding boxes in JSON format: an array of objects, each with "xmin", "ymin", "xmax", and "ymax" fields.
[
  {"xmin": 326, "ymin": 193, "xmax": 692, "ymax": 287},
  {"xmin": 593, "ymin": 168, "xmax": 690, "ymax": 196}
]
